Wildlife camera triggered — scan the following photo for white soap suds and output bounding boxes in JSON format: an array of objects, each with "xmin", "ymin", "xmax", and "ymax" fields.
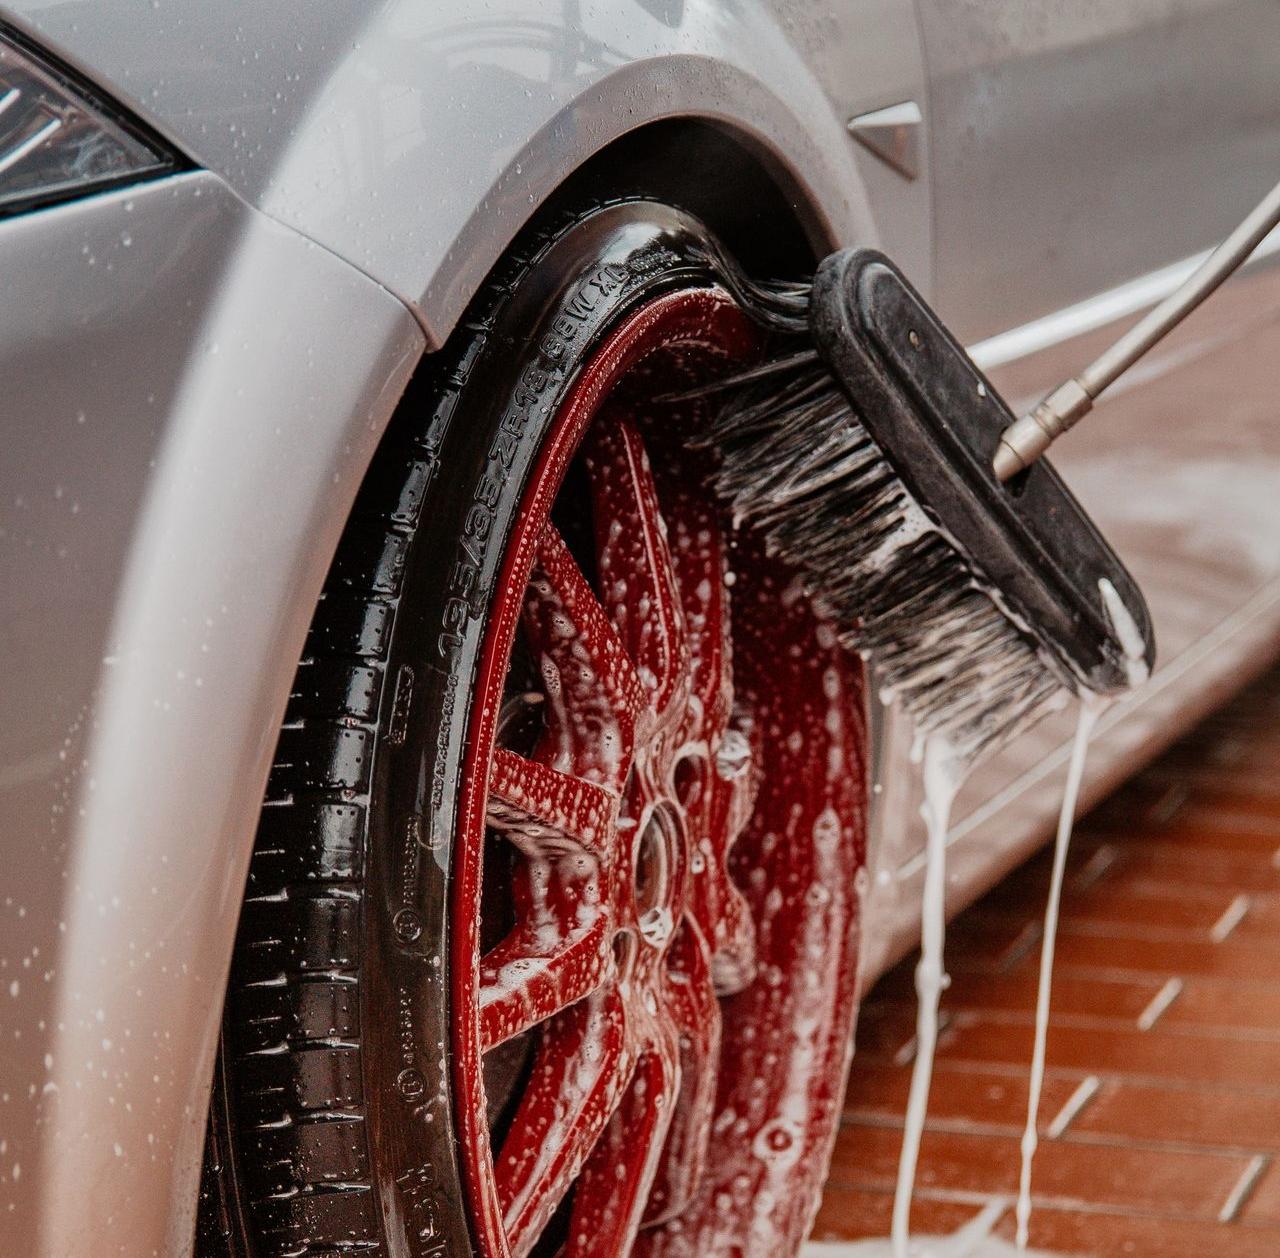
[{"xmin": 1098, "ymin": 578, "xmax": 1150, "ymax": 688}]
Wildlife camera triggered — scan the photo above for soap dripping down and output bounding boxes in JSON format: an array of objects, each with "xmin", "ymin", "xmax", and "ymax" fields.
[
  {"xmin": 1014, "ymin": 578, "xmax": 1152, "ymax": 1247},
  {"xmin": 877, "ymin": 706, "xmax": 1110, "ymax": 1258},
  {"xmin": 879, "ymin": 576, "xmax": 1151, "ymax": 1257},
  {"xmin": 1014, "ymin": 698, "xmax": 1103, "ymax": 1249},
  {"xmin": 891, "ymin": 736, "xmax": 966, "ymax": 1258}
]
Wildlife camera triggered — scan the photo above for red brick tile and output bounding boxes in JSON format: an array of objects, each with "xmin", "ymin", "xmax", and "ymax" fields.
[
  {"xmin": 1170, "ymin": 805, "xmax": 1280, "ymax": 836},
  {"xmin": 809, "ymin": 1187, "xmax": 986, "ymax": 1241},
  {"xmin": 1139, "ymin": 776, "xmax": 1280, "ymax": 819},
  {"xmin": 1160, "ymin": 979, "xmax": 1280, "ymax": 1034},
  {"xmin": 1006, "ymin": 929, "xmax": 1280, "ymax": 983},
  {"xmin": 825, "ymin": 1125, "xmax": 1252, "ymax": 1220},
  {"xmin": 1072, "ymin": 863, "xmax": 1277, "ymax": 918},
  {"xmin": 970, "ymin": 884, "xmax": 1237, "ymax": 937},
  {"xmin": 1089, "ymin": 764, "xmax": 1280, "ymax": 827},
  {"xmin": 1154, "ymin": 733, "xmax": 1280, "ymax": 779},
  {"xmin": 1231, "ymin": 893, "xmax": 1280, "ymax": 937},
  {"xmin": 1088, "ymin": 820, "xmax": 1280, "ymax": 856},
  {"xmin": 842, "ymin": 1060, "xmax": 1079, "ymax": 1134},
  {"xmin": 993, "ymin": 1206, "xmax": 1280, "ymax": 1258},
  {"xmin": 1074, "ymin": 1079, "xmax": 1280, "ymax": 1151},
  {"xmin": 873, "ymin": 969, "xmax": 1167, "ymax": 1023},
  {"xmin": 1059, "ymin": 886, "xmax": 1238, "ymax": 935},
  {"xmin": 936, "ymin": 1019, "xmax": 1280, "ymax": 1091},
  {"xmin": 1087, "ymin": 842, "xmax": 1280, "ymax": 894},
  {"xmin": 1242, "ymin": 1160, "xmax": 1280, "ymax": 1224}
]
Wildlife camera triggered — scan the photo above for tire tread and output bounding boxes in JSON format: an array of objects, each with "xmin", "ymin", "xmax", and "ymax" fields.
[{"xmin": 207, "ymin": 195, "xmax": 669, "ymax": 1254}]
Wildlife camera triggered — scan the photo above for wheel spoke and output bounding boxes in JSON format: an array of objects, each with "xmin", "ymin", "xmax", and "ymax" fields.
[
  {"xmin": 657, "ymin": 463, "xmax": 758, "ymax": 991},
  {"xmin": 478, "ymin": 908, "xmax": 612, "ymax": 1051},
  {"xmin": 527, "ymin": 523, "xmax": 646, "ymax": 791},
  {"xmin": 585, "ymin": 416, "xmax": 689, "ymax": 713},
  {"xmin": 495, "ymin": 986, "xmax": 636, "ymax": 1258},
  {"xmin": 657, "ymin": 473, "xmax": 733, "ymax": 744},
  {"xmin": 564, "ymin": 1024, "xmax": 680, "ymax": 1257},
  {"xmin": 488, "ymin": 747, "xmax": 619, "ymax": 858},
  {"xmin": 642, "ymin": 923, "xmax": 721, "ymax": 1226}
]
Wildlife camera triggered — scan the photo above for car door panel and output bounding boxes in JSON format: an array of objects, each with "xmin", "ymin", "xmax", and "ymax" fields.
[{"xmin": 918, "ymin": 0, "xmax": 1280, "ymax": 341}]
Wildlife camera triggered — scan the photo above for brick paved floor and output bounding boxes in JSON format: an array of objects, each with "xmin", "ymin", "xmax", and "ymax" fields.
[{"xmin": 813, "ymin": 663, "xmax": 1280, "ymax": 1256}]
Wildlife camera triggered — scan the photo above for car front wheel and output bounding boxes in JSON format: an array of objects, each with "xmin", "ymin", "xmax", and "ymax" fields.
[{"xmin": 199, "ymin": 198, "xmax": 869, "ymax": 1258}]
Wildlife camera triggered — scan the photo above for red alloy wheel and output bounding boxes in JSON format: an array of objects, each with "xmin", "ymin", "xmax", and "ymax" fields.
[{"xmin": 451, "ymin": 288, "xmax": 868, "ymax": 1258}]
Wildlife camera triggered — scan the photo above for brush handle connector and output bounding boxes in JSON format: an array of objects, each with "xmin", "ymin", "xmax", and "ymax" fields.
[
  {"xmin": 993, "ymin": 172, "xmax": 1280, "ymax": 481},
  {"xmin": 993, "ymin": 379, "xmax": 1091, "ymax": 480}
]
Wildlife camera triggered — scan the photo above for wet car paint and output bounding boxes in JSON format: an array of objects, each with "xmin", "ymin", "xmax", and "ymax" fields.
[{"xmin": 0, "ymin": 173, "xmax": 424, "ymax": 1253}]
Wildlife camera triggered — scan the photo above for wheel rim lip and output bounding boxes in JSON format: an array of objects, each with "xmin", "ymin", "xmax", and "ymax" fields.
[{"xmin": 450, "ymin": 286, "xmax": 760, "ymax": 1258}]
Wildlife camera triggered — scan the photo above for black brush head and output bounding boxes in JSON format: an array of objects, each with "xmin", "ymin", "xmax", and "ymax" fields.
[
  {"xmin": 809, "ymin": 248, "xmax": 1154, "ymax": 696},
  {"xmin": 698, "ymin": 247, "xmax": 1154, "ymax": 761}
]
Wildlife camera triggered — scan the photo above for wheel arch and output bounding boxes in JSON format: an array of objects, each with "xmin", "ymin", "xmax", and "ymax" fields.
[
  {"xmin": 532, "ymin": 117, "xmax": 834, "ymax": 278},
  {"xmin": 5, "ymin": 1, "xmax": 885, "ymax": 343},
  {"xmin": 389, "ymin": 51, "xmax": 883, "ymax": 345}
]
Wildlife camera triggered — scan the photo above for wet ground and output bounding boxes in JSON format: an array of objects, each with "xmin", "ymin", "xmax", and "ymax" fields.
[{"xmin": 811, "ymin": 661, "xmax": 1280, "ymax": 1256}]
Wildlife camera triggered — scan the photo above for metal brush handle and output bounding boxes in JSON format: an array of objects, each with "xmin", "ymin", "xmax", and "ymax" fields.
[{"xmin": 994, "ymin": 173, "xmax": 1280, "ymax": 481}]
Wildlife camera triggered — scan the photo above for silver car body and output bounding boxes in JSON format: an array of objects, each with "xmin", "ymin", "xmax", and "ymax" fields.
[{"xmin": 1, "ymin": 2, "xmax": 1278, "ymax": 1253}]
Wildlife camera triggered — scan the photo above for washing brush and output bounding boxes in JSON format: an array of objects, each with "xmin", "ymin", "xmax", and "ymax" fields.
[{"xmin": 699, "ymin": 174, "xmax": 1280, "ymax": 763}]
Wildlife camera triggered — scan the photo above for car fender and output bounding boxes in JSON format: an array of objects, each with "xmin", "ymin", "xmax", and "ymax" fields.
[
  {"xmin": 0, "ymin": 0, "xmax": 914, "ymax": 340},
  {"xmin": 0, "ymin": 174, "xmax": 424, "ymax": 1256}
]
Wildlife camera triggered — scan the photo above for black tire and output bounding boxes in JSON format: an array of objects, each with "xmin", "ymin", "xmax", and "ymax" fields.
[{"xmin": 196, "ymin": 199, "xmax": 771, "ymax": 1258}]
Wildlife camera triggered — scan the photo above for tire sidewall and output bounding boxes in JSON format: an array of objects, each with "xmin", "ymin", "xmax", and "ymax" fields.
[{"xmin": 362, "ymin": 201, "xmax": 739, "ymax": 1258}]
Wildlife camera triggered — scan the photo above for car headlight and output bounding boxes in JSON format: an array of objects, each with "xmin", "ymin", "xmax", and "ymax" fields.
[{"xmin": 0, "ymin": 26, "xmax": 180, "ymax": 216}]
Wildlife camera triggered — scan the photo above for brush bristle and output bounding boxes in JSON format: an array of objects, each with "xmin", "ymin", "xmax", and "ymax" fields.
[{"xmin": 696, "ymin": 352, "xmax": 1064, "ymax": 764}]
